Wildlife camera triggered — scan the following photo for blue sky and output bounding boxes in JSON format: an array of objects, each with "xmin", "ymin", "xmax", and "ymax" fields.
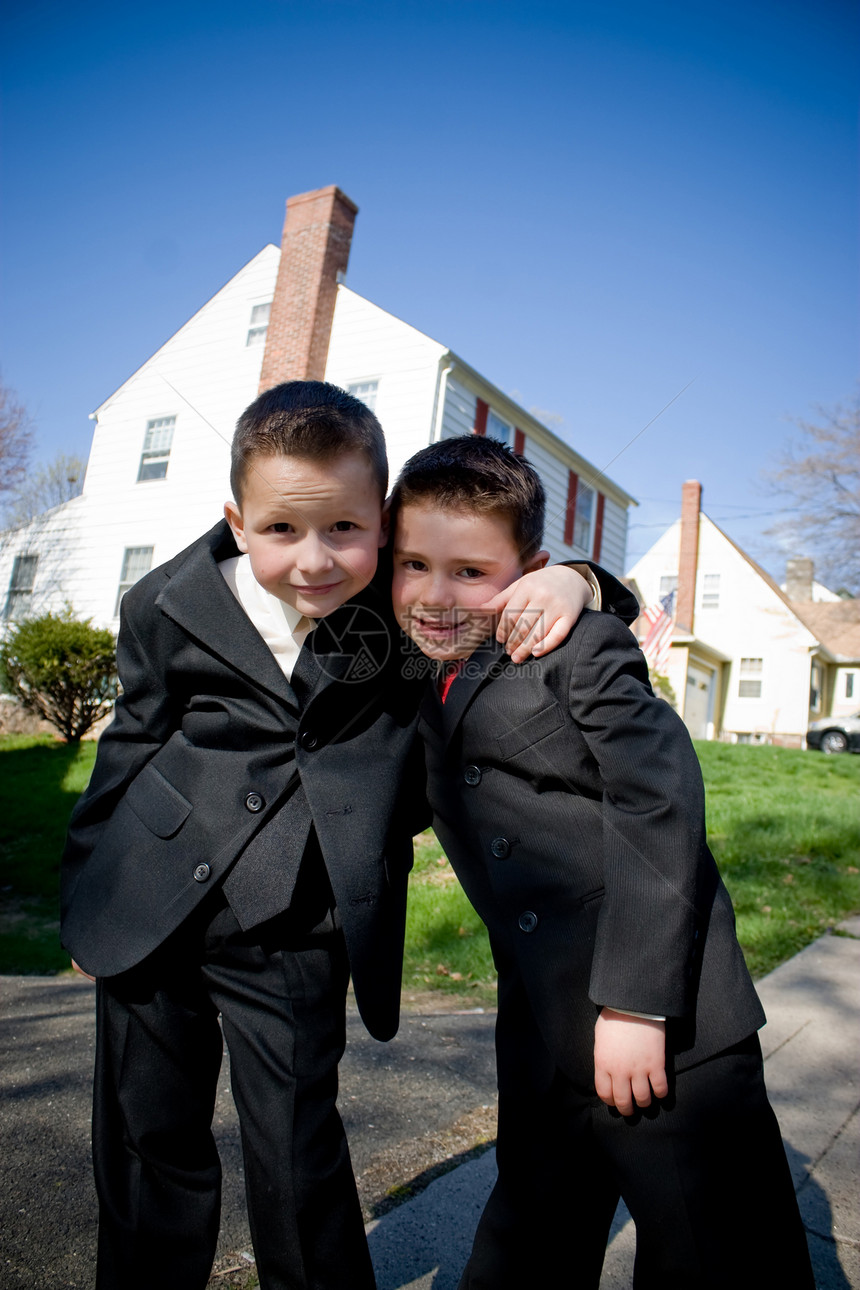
[{"xmin": 1, "ymin": 0, "xmax": 856, "ymax": 577}]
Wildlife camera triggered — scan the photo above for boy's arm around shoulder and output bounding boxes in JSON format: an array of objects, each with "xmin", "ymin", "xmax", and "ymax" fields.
[
  {"xmin": 489, "ymin": 560, "xmax": 639, "ymax": 662},
  {"xmin": 573, "ymin": 562, "xmax": 640, "ymax": 626},
  {"xmin": 563, "ymin": 611, "xmax": 710, "ymax": 1020},
  {"xmin": 61, "ymin": 580, "xmax": 183, "ymax": 920}
]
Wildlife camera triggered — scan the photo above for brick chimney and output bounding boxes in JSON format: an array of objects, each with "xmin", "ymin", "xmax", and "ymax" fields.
[
  {"xmin": 258, "ymin": 186, "xmax": 359, "ymax": 392},
  {"xmin": 785, "ymin": 558, "xmax": 814, "ymax": 601},
  {"xmin": 675, "ymin": 480, "xmax": 702, "ymax": 634}
]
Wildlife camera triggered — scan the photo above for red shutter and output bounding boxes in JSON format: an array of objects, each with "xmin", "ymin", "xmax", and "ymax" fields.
[
  {"xmin": 513, "ymin": 428, "xmax": 525, "ymax": 455},
  {"xmin": 474, "ymin": 398, "xmax": 488, "ymax": 436},
  {"xmin": 593, "ymin": 492, "xmax": 605, "ymax": 562},
  {"xmin": 564, "ymin": 471, "xmax": 578, "ymax": 546}
]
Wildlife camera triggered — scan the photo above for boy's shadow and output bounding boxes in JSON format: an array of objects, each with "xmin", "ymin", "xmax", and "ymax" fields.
[
  {"xmin": 367, "ymin": 1150, "xmax": 634, "ymax": 1290},
  {"xmin": 367, "ymin": 1139, "xmax": 852, "ymax": 1290},
  {"xmin": 785, "ymin": 1139, "xmax": 854, "ymax": 1290},
  {"xmin": 368, "ymin": 1148, "xmax": 497, "ymax": 1290}
]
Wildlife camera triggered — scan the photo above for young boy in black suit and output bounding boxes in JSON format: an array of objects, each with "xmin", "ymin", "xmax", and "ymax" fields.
[
  {"xmin": 389, "ymin": 434, "xmax": 814, "ymax": 1290},
  {"xmin": 60, "ymin": 382, "xmax": 602, "ymax": 1290}
]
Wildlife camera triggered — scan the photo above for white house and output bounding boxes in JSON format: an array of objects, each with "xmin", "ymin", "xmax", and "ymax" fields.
[
  {"xmin": 1, "ymin": 186, "xmax": 634, "ymax": 633},
  {"xmin": 780, "ymin": 560, "xmax": 860, "ymax": 722},
  {"xmin": 627, "ymin": 481, "xmax": 860, "ymax": 745}
]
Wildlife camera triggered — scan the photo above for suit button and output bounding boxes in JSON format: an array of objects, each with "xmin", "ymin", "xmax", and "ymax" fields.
[
  {"xmin": 464, "ymin": 765, "xmax": 482, "ymax": 786},
  {"xmin": 518, "ymin": 910, "xmax": 538, "ymax": 933},
  {"xmin": 193, "ymin": 863, "xmax": 211, "ymax": 883},
  {"xmin": 490, "ymin": 837, "xmax": 510, "ymax": 859},
  {"xmin": 245, "ymin": 792, "xmax": 264, "ymax": 813},
  {"xmin": 300, "ymin": 731, "xmax": 319, "ymax": 751}
]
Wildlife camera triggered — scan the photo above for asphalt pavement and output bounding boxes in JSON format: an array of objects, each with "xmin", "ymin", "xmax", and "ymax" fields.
[{"xmin": 1, "ymin": 919, "xmax": 858, "ymax": 1289}]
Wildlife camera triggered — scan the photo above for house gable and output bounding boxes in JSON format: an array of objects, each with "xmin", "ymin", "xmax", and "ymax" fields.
[{"xmin": 628, "ymin": 511, "xmax": 823, "ymax": 741}]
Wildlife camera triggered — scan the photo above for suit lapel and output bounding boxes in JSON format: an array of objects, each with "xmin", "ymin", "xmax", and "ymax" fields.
[
  {"xmin": 155, "ymin": 521, "xmax": 301, "ymax": 708},
  {"xmin": 420, "ymin": 637, "xmax": 508, "ymax": 750},
  {"xmin": 290, "ymin": 633, "xmax": 351, "ymax": 708}
]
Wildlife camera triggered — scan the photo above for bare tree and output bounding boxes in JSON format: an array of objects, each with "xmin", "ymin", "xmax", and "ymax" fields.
[
  {"xmin": 763, "ymin": 396, "xmax": 860, "ymax": 597},
  {"xmin": 2, "ymin": 452, "xmax": 85, "ymax": 529},
  {"xmin": 0, "ymin": 378, "xmax": 34, "ymax": 499}
]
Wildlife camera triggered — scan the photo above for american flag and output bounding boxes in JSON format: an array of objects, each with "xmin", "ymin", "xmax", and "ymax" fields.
[{"xmin": 640, "ymin": 589, "xmax": 675, "ymax": 673}]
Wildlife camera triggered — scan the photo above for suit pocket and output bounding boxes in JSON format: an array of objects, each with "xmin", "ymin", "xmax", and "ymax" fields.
[
  {"xmin": 496, "ymin": 702, "xmax": 565, "ymax": 761},
  {"xmin": 580, "ymin": 885, "xmax": 604, "ymax": 908},
  {"xmin": 125, "ymin": 762, "xmax": 192, "ymax": 839}
]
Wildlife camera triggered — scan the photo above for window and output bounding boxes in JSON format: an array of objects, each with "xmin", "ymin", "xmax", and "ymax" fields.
[
  {"xmin": 137, "ymin": 417, "xmax": 176, "ymax": 482},
  {"xmin": 246, "ymin": 302, "xmax": 271, "ymax": 347},
  {"xmin": 574, "ymin": 480, "xmax": 594, "ymax": 552},
  {"xmin": 659, "ymin": 575, "xmax": 678, "ymax": 599},
  {"xmin": 115, "ymin": 547, "xmax": 154, "ymax": 615},
  {"xmin": 738, "ymin": 657, "xmax": 763, "ymax": 699},
  {"xmin": 4, "ymin": 554, "xmax": 38, "ymax": 620},
  {"xmin": 486, "ymin": 410, "xmax": 513, "ymax": 445},
  {"xmin": 701, "ymin": 573, "xmax": 720, "ymax": 610},
  {"xmin": 346, "ymin": 380, "xmax": 379, "ymax": 413}
]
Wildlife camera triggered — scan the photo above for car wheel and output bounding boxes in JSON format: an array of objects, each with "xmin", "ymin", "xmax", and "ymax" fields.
[{"xmin": 820, "ymin": 730, "xmax": 849, "ymax": 754}]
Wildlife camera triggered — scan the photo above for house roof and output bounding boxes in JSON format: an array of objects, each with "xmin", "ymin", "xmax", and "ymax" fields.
[{"xmin": 787, "ymin": 600, "xmax": 860, "ymax": 663}]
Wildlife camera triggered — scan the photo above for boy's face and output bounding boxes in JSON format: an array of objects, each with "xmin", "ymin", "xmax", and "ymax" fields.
[
  {"xmin": 225, "ymin": 451, "xmax": 387, "ymax": 618},
  {"xmin": 392, "ymin": 502, "xmax": 545, "ymax": 661}
]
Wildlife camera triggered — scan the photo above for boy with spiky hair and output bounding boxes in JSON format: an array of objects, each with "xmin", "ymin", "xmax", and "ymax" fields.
[{"xmin": 390, "ymin": 434, "xmax": 813, "ymax": 1290}]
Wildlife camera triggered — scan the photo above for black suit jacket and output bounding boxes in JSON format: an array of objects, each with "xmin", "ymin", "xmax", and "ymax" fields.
[
  {"xmin": 61, "ymin": 521, "xmax": 422, "ymax": 1041},
  {"xmin": 420, "ymin": 611, "xmax": 765, "ymax": 1085}
]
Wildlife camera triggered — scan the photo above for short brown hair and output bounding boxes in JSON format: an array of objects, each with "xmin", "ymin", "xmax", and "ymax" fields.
[
  {"xmin": 230, "ymin": 381, "xmax": 388, "ymax": 504},
  {"xmin": 390, "ymin": 435, "xmax": 545, "ymax": 561}
]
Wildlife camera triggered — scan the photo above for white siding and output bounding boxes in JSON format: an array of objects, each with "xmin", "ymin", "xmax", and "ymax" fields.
[
  {"xmin": 520, "ymin": 439, "xmax": 629, "ymax": 576},
  {"xmin": 439, "ymin": 376, "xmax": 477, "ymax": 440},
  {"xmin": 0, "ymin": 247, "xmax": 279, "ymax": 630},
  {"xmin": 0, "ymin": 497, "xmax": 86, "ymax": 626},
  {"xmin": 523, "ymin": 435, "xmax": 576, "ymax": 563},
  {"xmin": 325, "ymin": 287, "xmax": 446, "ymax": 485},
  {"xmin": 626, "ymin": 521, "xmax": 682, "ymax": 610},
  {"xmin": 598, "ymin": 495, "xmax": 627, "ymax": 574},
  {"xmin": 436, "ymin": 380, "xmax": 629, "ymax": 576}
]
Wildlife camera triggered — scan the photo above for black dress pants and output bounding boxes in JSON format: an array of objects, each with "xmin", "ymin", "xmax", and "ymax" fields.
[
  {"xmin": 92, "ymin": 889, "xmax": 374, "ymax": 1290},
  {"xmin": 459, "ymin": 975, "xmax": 815, "ymax": 1290}
]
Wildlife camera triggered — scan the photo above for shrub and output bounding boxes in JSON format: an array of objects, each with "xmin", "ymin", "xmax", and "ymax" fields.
[
  {"xmin": 0, "ymin": 610, "xmax": 117, "ymax": 743},
  {"xmin": 650, "ymin": 671, "xmax": 678, "ymax": 708}
]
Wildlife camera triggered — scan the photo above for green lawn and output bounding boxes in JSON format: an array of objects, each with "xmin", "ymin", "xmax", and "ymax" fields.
[
  {"xmin": 697, "ymin": 742, "xmax": 860, "ymax": 976},
  {"xmin": 0, "ymin": 734, "xmax": 97, "ymax": 973},
  {"xmin": 1, "ymin": 736, "xmax": 858, "ymax": 988},
  {"xmin": 402, "ymin": 742, "xmax": 860, "ymax": 1003}
]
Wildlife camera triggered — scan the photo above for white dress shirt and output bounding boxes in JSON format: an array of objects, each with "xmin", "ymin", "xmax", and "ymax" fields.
[{"xmin": 219, "ymin": 555, "xmax": 315, "ymax": 681}]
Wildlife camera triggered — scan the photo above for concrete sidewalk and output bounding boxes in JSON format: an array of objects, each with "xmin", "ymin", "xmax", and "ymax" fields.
[
  {"xmin": 1, "ymin": 920, "xmax": 858, "ymax": 1289},
  {"xmin": 366, "ymin": 918, "xmax": 860, "ymax": 1290}
]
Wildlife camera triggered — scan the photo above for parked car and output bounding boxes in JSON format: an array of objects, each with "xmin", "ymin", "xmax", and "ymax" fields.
[{"xmin": 806, "ymin": 711, "xmax": 860, "ymax": 754}]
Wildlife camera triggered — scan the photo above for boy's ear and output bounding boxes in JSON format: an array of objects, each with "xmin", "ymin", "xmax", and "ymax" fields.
[
  {"xmin": 522, "ymin": 548, "xmax": 551, "ymax": 574},
  {"xmin": 378, "ymin": 499, "xmax": 391, "ymax": 547},
  {"xmin": 224, "ymin": 500, "xmax": 249, "ymax": 554}
]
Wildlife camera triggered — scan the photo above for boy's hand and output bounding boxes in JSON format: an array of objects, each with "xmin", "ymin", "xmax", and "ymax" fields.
[
  {"xmin": 594, "ymin": 1008, "xmax": 668, "ymax": 1116},
  {"xmin": 71, "ymin": 959, "xmax": 96, "ymax": 983},
  {"xmin": 486, "ymin": 563, "xmax": 594, "ymax": 664}
]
